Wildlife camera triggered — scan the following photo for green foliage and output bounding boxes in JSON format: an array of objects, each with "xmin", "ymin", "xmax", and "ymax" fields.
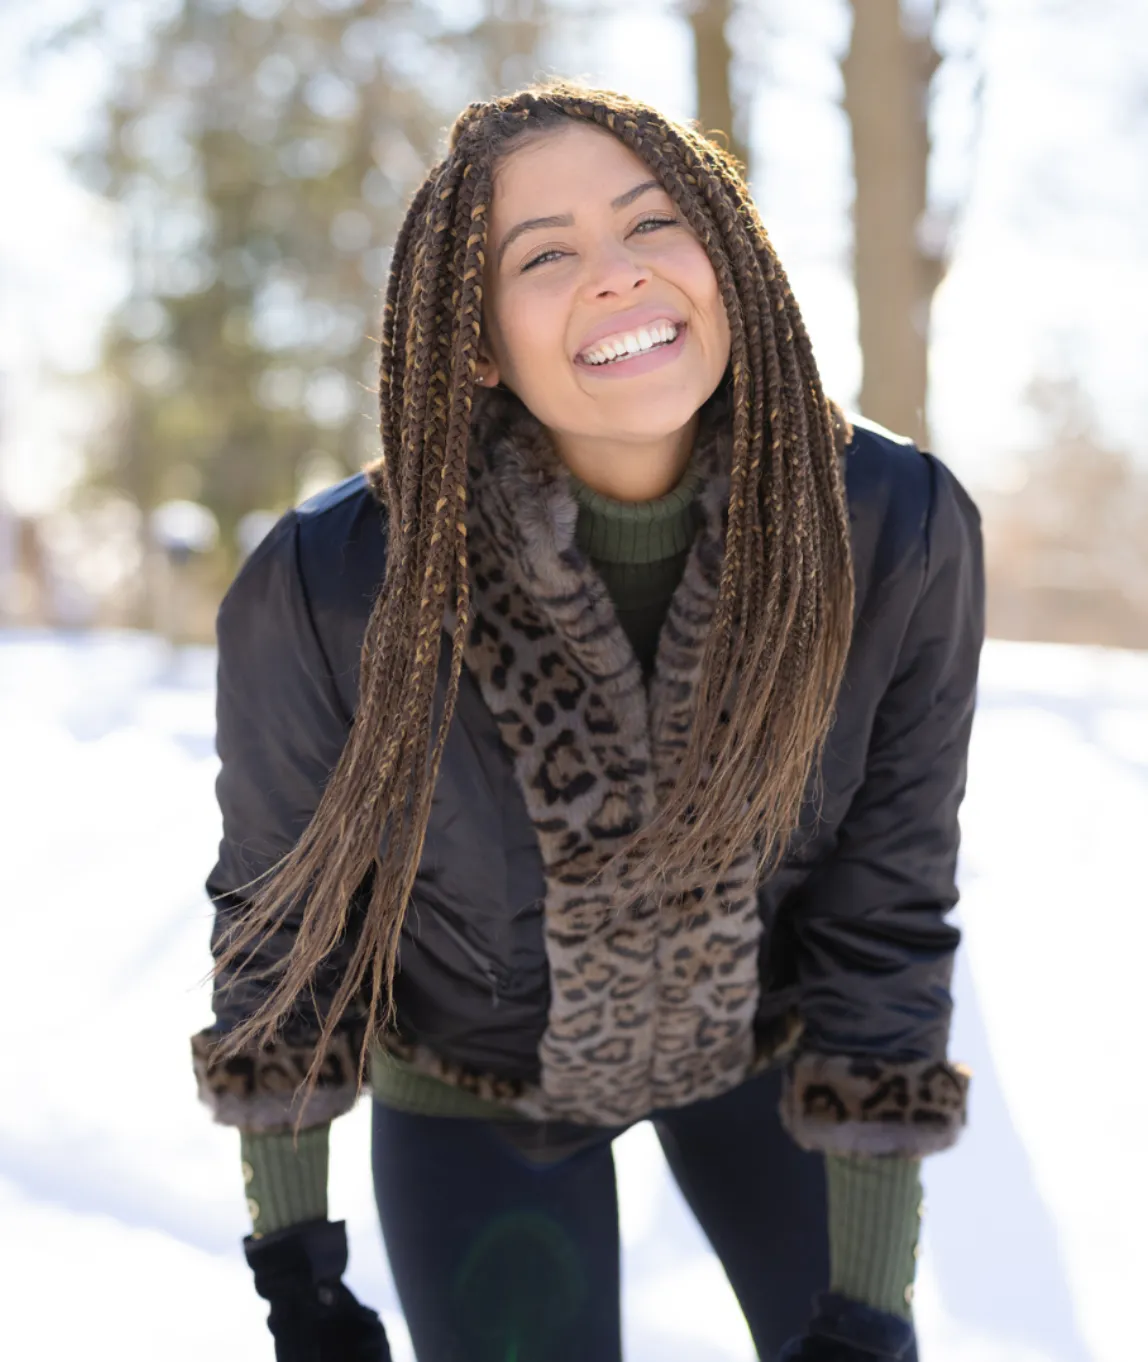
[{"xmin": 43, "ymin": 0, "xmax": 553, "ymax": 582}]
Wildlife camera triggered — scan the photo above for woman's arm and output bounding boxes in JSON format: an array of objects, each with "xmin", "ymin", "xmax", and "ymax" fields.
[
  {"xmin": 191, "ymin": 507, "xmax": 365, "ymax": 1137},
  {"xmin": 782, "ymin": 450, "xmax": 985, "ymax": 1159},
  {"xmin": 778, "ymin": 451, "xmax": 984, "ymax": 1340},
  {"xmin": 191, "ymin": 511, "xmax": 390, "ymax": 1358}
]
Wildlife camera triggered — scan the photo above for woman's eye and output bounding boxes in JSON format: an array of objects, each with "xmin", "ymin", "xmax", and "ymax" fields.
[
  {"xmin": 520, "ymin": 217, "xmax": 678, "ymax": 272},
  {"xmin": 632, "ymin": 216, "xmax": 678, "ymax": 235},
  {"xmin": 521, "ymin": 248, "xmax": 567, "ymax": 272}
]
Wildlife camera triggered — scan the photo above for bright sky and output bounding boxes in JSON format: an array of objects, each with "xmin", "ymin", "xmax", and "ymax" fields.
[{"xmin": 0, "ymin": 0, "xmax": 1144, "ymax": 512}]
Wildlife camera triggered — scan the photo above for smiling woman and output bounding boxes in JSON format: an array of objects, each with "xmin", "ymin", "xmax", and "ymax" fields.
[
  {"xmin": 192, "ymin": 80, "xmax": 983, "ymax": 1362},
  {"xmin": 477, "ymin": 126, "xmax": 731, "ymax": 500}
]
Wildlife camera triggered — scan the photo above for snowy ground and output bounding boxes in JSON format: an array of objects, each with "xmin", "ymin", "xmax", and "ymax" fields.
[{"xmin": 1, "ymin": 628, "xmax": 1144, "ymax": 1361}]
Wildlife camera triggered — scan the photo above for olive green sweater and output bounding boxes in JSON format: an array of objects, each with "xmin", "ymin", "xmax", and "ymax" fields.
[{"xmin": 240, "ymin": 462, "xmax": 922, "ymax": 1319}]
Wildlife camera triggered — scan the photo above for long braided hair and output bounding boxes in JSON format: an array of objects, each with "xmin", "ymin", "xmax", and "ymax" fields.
[{"xmin": 212, "ymin": 81, "xmax": 855, "ymax": 1112}]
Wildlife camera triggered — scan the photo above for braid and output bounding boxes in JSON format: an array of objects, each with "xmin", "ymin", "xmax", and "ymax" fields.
[{"xmin": 210, "ymin": 79, "xmax": 854, "ymax": 1121}]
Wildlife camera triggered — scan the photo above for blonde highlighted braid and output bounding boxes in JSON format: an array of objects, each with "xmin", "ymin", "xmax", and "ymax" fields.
[{"xmin": 211, "ymin": 81, "xmax": 855, "ymax": 1125}]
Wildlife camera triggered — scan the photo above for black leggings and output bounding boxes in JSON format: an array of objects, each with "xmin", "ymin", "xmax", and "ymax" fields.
[{"xmin": 370, "ymin": 1066, "xmax": 828, "ymax": 1362}]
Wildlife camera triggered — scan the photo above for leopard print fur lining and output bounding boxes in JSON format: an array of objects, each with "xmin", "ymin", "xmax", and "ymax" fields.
[
  {"xmin": 779, "ymin": 1052, "xmax": 970, "ymax": 1156},
  {"xmin": 427, "ymin": 394, "xmax": 782, "ymax": 1127},
  {"xmin": 191, "ymin": 1026, "xmax": 362, "ymax": 1133}
]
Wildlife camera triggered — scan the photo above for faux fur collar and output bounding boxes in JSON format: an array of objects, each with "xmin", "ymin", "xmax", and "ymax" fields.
[{"xmin": 393, "ymin": 393, "xmax": 799, "ymax": 1126}]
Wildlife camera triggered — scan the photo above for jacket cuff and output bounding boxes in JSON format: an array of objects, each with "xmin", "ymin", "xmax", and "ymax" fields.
[
  {"xmin": 780, "ymin": 1052, "xmax": 970, "ymax": 1157},
  {"xmin": 191, "ymin": 1025, "xmax": 362, "ymax": 1133}
]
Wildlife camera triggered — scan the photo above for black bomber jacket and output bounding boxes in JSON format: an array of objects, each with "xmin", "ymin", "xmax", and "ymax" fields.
[{"xmin": 192, "ymin": 413, "xmax": 985, "ymax": 1159}]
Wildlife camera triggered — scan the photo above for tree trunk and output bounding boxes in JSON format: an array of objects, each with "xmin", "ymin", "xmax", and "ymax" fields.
[
  {"xmin": 480, "ymin": 0, "xmax": 550, "ymax": 91},
  {"xmin": 843, "ymin": 0, "xmax": 942, "ymax": 447},
  {"xmin": 688, "ymin": 0, "xmax": 748, "ymax": 173}
]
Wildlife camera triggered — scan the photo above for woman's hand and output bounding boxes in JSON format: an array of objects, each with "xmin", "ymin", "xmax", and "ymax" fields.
[
  {"xmin": 244, "ymin": 1218, "xmax": 392, "ymax": 1361},
  {"xmin": 778, "ymin": 1293, "xmax": 917, "ymax": 1361}
]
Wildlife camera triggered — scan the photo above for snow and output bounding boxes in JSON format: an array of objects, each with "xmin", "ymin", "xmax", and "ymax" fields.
[{"xmin": 0, "ymin": 628, "xmax": 1143, "ymax": 1360}]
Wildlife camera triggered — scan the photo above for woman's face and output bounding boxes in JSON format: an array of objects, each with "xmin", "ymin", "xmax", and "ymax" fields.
[{"xmin": 478, "ymin": 122, "xmax": 732, "ymax": 452}]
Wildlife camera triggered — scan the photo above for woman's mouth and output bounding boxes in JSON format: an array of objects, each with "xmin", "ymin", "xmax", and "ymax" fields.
[{"xmin": 574, "ymin": 321, "xmax": 687, "ymax": 378}]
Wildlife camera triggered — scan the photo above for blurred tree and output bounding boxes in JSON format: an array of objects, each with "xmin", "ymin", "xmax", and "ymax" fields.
[
  {"xmin": 686, "ymin": 0, "xmax": 748, "ymax": 173},
  {"xmin": 842, "ymin": 0, "xmax": 982, "ymax": 447},
  {"xmin": 471, "ymin": 0, "xmax": 552, "ymax": 92},
  {"xmin": 34, "ymin": 0, "xmax": 553, "ymax": 623},
  {"xmin": 983, "ymin": 377, "xmax": 1148, "ymax": 649}
]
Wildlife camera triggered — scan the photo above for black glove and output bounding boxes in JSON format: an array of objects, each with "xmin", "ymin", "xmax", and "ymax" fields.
[
  {"xmin": 778, "ymin": 1292, "xmax": 918, "ymax": 1361},
  {"xmin": 244, "ymin": 1218, "xmax": 392, "ymax": 1362}
]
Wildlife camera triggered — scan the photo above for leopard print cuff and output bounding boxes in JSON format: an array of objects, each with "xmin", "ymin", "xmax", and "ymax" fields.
[
  {"xmin": 191, "ymin": 1026, "xmax": 363, "ymax": 1134},
  {"xmin": 779, "ymin": 1052, "xmax": 970, "ymax": 1157}
]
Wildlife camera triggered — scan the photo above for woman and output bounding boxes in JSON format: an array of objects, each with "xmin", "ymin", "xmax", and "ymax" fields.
[{"xmin": 192, "ymin": 82, "xmax": 984, "ymax": 1362}]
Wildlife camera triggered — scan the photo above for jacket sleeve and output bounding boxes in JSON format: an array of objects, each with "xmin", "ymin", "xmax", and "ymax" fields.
[
  {"xmin": 780, "ymin": 453, "xmax": 985, "ymax": 1158},
  {"xmin": 191, "ymin": 510, "xmax": 366, "ymax": 1134}
]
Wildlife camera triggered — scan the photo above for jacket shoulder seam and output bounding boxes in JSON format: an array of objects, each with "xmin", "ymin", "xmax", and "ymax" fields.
[{"xmin": 295, "ymin": 470, "xmax": 374, "ymax": 520}]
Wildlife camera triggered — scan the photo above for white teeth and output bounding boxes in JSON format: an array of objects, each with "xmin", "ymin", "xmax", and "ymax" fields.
[{"xmin": 581, "ymin": 322, "xmax": 680, "ymax": 366}]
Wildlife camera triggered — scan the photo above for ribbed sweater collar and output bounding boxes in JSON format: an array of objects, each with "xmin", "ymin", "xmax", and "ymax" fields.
[{"xmin": 567, "ymin": 463, "xmax": 705, "ymax": 564}]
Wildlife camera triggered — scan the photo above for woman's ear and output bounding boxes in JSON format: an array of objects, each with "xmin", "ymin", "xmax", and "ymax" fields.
[
  {"xmin": 475, "ymin": 319, "xmax": 502, "ymax": 388},
  {"xmin": 475, "ymin": 350, "xmax": 501, "ymax": 389}
]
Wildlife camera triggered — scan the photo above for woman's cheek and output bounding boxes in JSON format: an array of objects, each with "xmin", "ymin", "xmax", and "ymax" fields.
[
  {"xmin": 508, "ymin": 300, "xmax": 570, "ymax": 387},
  {"xmin": 666, "ymin": 236, "xmax": 720, "ymax": 295},
  {"xmin": 682, "ymin": 257, "xmax": 730, "ymax": 358}
]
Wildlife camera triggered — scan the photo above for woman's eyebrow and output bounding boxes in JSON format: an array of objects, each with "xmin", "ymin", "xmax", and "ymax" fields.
[{"xmin": 495, "ymin": 179, "xmax": 665, "ymax": 267}]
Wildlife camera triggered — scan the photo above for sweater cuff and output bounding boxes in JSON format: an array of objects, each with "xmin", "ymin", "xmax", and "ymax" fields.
[
  {"xmin": 826, "ymin": 1153, "xmax": 923, "ymax": 1321},
  {"xmin": 241, "ymin": 1125, "xmax": 329, "ymax": 1237}
]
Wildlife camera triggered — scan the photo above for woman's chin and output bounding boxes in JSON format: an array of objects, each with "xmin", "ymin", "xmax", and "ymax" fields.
[
  {"xmin": 592, "ymin": 393, "xmax": 708, "ymax": 441},
  {"xmin": 522, "ymin": 382, "xmax": 712, "ymax": 450}
]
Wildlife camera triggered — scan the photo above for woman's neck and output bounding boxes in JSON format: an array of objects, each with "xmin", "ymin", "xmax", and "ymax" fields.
[{"xmin": 549, "ymin": 413, "xmax": 699, "ymax": 503}]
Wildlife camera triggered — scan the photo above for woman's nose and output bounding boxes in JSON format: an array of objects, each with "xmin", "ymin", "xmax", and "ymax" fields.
[{"xmin": 581, "ymin": 242, "xmax": 652, "ymax": 300}]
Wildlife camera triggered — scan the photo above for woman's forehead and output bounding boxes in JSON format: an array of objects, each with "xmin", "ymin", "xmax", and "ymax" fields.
[{"xmin": 490, "ymin": 123, "xmax": 662, "ymax": 219}]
